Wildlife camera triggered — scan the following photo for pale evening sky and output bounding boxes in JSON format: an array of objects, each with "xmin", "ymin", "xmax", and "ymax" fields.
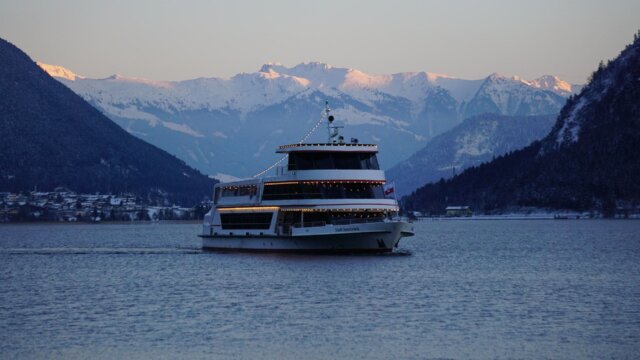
[{"xmin": 0, "ymin": 0, "xmax": 638, "ymax": 83}]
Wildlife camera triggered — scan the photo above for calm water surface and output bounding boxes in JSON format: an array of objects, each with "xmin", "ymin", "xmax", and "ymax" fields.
[{"xmin": 1, "ymin": 220, "xmax": 639, "ymax": 359}]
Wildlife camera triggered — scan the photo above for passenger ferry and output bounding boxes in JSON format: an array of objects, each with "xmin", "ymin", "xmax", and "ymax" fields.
[{"xmin": 200, "ymin": 103, "xmax": 414, "ymax": 253}]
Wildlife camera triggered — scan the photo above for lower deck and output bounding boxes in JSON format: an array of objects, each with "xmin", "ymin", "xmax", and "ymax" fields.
[{"xmin": 201, "ymin": 219, "xmax": 412, "ymax": 253}]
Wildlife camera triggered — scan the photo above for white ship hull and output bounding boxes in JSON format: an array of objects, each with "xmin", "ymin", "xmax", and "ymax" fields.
[{"xmin": 201, "ymin": 221, "xmax": 414, "ymax": 253}]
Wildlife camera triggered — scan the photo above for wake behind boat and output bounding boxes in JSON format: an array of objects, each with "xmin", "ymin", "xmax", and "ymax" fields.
[{"xmin": 200, "ymin": 102, "xmax": 414, "ymax": 253}]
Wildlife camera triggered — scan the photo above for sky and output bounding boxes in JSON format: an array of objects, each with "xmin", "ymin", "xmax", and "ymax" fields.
[{"xmin": 0, "ymin": 0, "xmax": 638, "ymax": 83}]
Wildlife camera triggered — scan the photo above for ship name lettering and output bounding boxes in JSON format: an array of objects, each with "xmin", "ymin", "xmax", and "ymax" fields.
[{"xmin": 336, "ymin": 226, "xmax": 360, "ymax": 232}]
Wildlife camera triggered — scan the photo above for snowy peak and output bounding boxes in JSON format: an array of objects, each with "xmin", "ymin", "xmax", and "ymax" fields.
[
  {"xmin": 482, "ymin": 72, "xmax": 579, "ymax": 97},
  {"xmin": 103, "ymin": 74, "xmax": 174, "ymax": 88},
  {"xmin": 37, "ymin": 62, "xmax": 84, "ymax": 81},
  {"xmin": 529, "ymin": 75, "xmax": 575, "ymax": 95},
  {"xmin": 259, "ymin": 61, "xmax": 338, "ymax": 77},
  {"xmin": 481, "ymin": 72, "xmax": 530, "ymax": 90},
  {"xmin": 259, "ymin": 62, "xmax": 284, "ymax": 72},
  {"xmin": 290, "ymin": 61, "xmax": 335, "ymax": 72},
  {"xmin": 252, "ymin": 67, "xmax": 311, "ymax": 86},
  {"xmin": 259, "ymin": 62, "xmax": 349, "ymax": 89},
  {"xmin": 484, "ymin": 72, "xmax": 524, "ymax": 84}
]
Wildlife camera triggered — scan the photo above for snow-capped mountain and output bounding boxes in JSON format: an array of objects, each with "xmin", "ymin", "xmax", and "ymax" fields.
[
  {"xmin": 39, "ymin": 62, "xmax": 581, "ymax": 178},
  {"xmin": 386, "ymin": 113, "xmax": 557, "ymax": 197}
]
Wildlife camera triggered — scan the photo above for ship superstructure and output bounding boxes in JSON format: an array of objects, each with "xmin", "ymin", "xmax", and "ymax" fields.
[{"xmin": 200, "ymin": 103, "xmax": 414, "ymax": 253}]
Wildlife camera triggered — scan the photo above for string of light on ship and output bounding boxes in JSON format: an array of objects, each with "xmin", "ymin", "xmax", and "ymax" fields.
[
  {"xmin": 221, "ymin": 180, "xmax": 386, "ymax": 190},
  {"xmin": 221, "ymin": 184, "xmax": 258, "ymax": 190},
  {"xmin": 265, "ymin": 180, "xmax": 385, "ymax": 186},
  {"xmin": 218, "ymin": 207, "xmax": 398, "ymax": 213},
  {"xmin": 280, "ymin": 207, "xmax": 397, "ymax": 213},
  {"xmin": 278, "ymin": 143, "xmax": 377, "ymax": 149}
]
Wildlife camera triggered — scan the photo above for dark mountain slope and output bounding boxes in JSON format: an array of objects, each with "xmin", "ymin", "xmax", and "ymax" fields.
[
  {"xmin": 404, "ymin": 32, "xmax": 640, "ymax": 215},
  {"xmin": 0, "ymin": 38, "xmax": 216, "ymax": 205}
]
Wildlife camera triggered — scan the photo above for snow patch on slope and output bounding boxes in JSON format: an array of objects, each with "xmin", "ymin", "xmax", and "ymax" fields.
[
  {"xmin": 161, "ymin": 121, "xmax": 204, "ymax": 138},
  {"xmin": 212, "ymin": 131, "xmax": 228, "ymax": 139},
  {"xmin": 331, "ymin": 106, "xmax": 409, "ymax": 127},
  {"xmin": 100, "ymin": 104, "xmax": 161, "ymax": 125},
  {"xmin": 455, "ymin": 121, "xmax": 497, "ymax": 159},
  {"xmin": 555, "ymin": 95, "xmax": 587, "ymax": 144}
]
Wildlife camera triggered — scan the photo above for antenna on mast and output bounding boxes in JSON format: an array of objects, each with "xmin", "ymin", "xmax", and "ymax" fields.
[
  {"xmin": 325, "ymin": 101, "xmax": 333, "ymax": 142},
  {"xmin": 325, "ymin": 101, "xmax": 343, "ymax": 143}
]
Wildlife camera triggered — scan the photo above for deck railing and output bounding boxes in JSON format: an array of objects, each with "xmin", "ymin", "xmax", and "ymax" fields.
[{"xmin": 292, "ymin": 221, "xmax": 326, "ymax": 228}]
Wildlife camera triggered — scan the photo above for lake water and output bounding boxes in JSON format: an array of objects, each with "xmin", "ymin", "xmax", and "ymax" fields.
[{"xmin": 1, "ymin": 220, "xmax": 639, "ymax": 359}]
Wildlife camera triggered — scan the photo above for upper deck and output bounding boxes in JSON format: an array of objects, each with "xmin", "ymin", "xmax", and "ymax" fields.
[
  {"xmin": 276, "ymin": 143, "xmax": 377, "ymax": 154},
  {"xmin": 212, "ymin": 102, "xmax": 396, "ymax": 209}
]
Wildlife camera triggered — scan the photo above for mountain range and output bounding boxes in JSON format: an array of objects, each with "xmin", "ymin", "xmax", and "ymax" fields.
[
  {"xmin": 0, "ymin": 38, "xmax": 216, "ymax": 205},
  {"xmin": 403, "ymin": 33, "xmax": 640, "ymax": 215},
  {"xmin": 39, "ymin": 62, "xmax": 581, "ymax": 178}
]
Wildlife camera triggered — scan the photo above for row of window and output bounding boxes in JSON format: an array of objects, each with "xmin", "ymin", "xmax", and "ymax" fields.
[
  {"xmin": 278, "ymin": 211, "xmax": 385, "ymax": 227},
  {"xmin": 217, "ymin": 183, "xmax": 385, "ymax": 202},
  {"xmin": 220, "ymin": 186, "xmax": 257, "ymax": 198},
  {"xmin": 262, "ymin": 183, "xmax": 385, "ymax": 200},
  {"xmin": 220, "ymin": 211, "xmax": 386, "ymax": 230},
  {"xmin": 215, "ymin": 185, "xmax": 258, "ymax": 204}
]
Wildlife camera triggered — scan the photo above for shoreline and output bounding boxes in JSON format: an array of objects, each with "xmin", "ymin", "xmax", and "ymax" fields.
[{"xmin": 414, "ymin": 215, "xmax": 640, "ymax": 221}]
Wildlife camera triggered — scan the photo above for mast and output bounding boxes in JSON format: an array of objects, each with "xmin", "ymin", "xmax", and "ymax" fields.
[
  {"xmin": 326, "ymin": 101, "xmax": 331, "ymax": 141},
  {"xmin": 325, "ymin": 101, "xmax": 342, "ymax": 143}
]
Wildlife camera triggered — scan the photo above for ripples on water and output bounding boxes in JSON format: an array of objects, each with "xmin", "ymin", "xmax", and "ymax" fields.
[{"xmin": 1, "ymin": 221, "xmax": 639, "ymax": 359}]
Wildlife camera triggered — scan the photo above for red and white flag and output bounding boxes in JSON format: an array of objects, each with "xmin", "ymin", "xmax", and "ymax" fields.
[{"xmin": 383, "ymin": 181, "xmax": 395, "ymax": 197}]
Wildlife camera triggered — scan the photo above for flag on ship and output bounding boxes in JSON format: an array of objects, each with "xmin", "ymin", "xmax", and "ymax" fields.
[{"xmin": 384, "ymin": 181, "xmax": 395, "ymax": 197}]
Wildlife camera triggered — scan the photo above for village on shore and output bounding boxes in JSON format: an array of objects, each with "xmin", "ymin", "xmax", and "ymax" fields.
[{"xmin": 0, "ymin": 189, "xmax": 210, "ymax": 223}]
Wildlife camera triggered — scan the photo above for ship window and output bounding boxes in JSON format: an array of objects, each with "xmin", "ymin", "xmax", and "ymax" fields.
[
  {"xmin": 238, "ymin": 186, "xmax": 256, "ymax": 197},
  {"xmin": 221, "ymin": 185, "xmax": 258, "ymax": 198},
  {"xmin": 333, "ymin": 153, "xmax": 360, "ymax": 169},
  {"xmin": 220, "ymin": 212, "xmax": 273, "ymax": 229},
  {"xmin": 214, "ymin": 188, "xmax": 221, "ymax": 204},
  {"xmin": 288, "ymin": 152, "xmax": 379, "ymax": 170},
  {"xmin": 222, "ymin": 188, "xmax": 237, "ymax": 197},
  {"xmin": 362, "ymin": 155, "xmax": 379, "ymax": 170}
]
